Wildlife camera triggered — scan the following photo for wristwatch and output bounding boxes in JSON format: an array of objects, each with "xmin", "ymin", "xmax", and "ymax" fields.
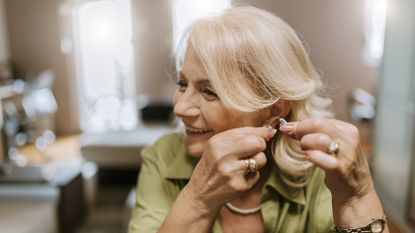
[{"xmin": 334, "ymin": 216, "xmax": 386, "ymax": 233}]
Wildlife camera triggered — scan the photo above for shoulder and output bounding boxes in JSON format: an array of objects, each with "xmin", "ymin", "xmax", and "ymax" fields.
[
  {"xmin": 142, "ymin": 131, "xmax": 183, "ymax": 158},
  {"xmin": 141, "ymin": 131, "xmax": 186, "ymax": 171},
  {"xmin": 142, "ymin": 131, "xmax": 184, "ymax": 159}
]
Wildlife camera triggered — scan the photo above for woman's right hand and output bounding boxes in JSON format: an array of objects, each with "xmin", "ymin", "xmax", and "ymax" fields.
[{"xmin": 182, "ymin": 126, "xmax": 275, "ymax": 213}]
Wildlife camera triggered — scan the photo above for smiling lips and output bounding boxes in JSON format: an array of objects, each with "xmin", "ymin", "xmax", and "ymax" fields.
[{"xmin": 185, "ymin": 126, "xmax": 213, "ymax": 136}]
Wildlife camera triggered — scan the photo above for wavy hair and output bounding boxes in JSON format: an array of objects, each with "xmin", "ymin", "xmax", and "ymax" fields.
[{"xmin": 175, "ymin": 6, "xmax": 333, "ymax": 188}]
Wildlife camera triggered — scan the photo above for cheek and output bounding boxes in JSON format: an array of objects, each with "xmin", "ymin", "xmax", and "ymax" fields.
[
  {"xmin": 244, "ymin": 112, "xmax": 269, "ymax": 127},
  {"xmin": 205, "ymin": 107, "xmax": 268, "ymax": 131},
  {"xmin": 201, "ymin": 105, "xmax": 240, "ymax": 131}
]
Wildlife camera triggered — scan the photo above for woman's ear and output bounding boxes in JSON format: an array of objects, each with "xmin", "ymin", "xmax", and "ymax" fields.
[
  {"xmin": 270, "ymin": 100, "xmax": 291, "ymax": 118},
  {"xmin": 266, "ymin": 100, "xmax": 291, "ymax": 128}
]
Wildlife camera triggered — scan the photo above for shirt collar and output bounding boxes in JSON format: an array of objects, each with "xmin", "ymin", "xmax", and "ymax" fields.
[
  {"xmin": 162, "ymin": 143, "xmax": 305, "ymax": 205},
  {"xmin": 162, "ymin": 143, "xmax": 199, "ymax": 180},
  {"xmin": 265, "ymin": 168, "xmax": 306, "ymax": 205}
]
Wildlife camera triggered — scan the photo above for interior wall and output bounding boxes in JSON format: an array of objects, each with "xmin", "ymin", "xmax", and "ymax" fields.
[
  {"xmin": 131, "ymin": 0, "xmax": 377, "ymax": 120},
  {"xmin": 2, "ymin": 0, "xmax": 378, "ymax": 133},
  {"xmin": 131, "ymin": 0, "xmax": 176, "ymax": 102},
  {"xmin": 0, "ymin": 0, "xmax": 9, "ymax": 63},
  {"xmin": 232, "ymin": 0, "xmax": 378, "ymax": 121},
  {"xmin": 4, "ymin": 0, "xmax": 80, "ymax": 135}
]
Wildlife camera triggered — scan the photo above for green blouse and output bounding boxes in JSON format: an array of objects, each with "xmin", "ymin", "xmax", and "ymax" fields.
[{"xmin": 128, "ymin": 132, "xmax": 334, "ymax": 233}]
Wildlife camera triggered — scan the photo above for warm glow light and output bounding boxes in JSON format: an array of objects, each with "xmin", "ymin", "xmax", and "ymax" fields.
[
  {"xmin": 95, "ymin": 20, "xmax": 114, "ymax": 40},
  {"xmin": 75, "ymin": 0, "xmax": 136, "ymax": 132},
  {"xmin": 364, "ymin": 0, "xmax": 388, "ymax": 65}
]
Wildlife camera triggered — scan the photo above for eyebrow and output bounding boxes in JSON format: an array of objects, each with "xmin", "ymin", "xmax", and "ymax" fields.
[{"xmin": 179, "ymin": 71, "xmax": 212, "ymax": 86}]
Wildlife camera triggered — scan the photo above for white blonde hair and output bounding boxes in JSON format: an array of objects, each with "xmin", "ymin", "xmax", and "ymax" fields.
[{"xmin": 176, "ymin": 6, "xmax": 333, "ymax": 187}]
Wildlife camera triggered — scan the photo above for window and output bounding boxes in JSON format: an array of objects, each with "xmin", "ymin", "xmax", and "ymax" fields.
[
  {"xmin": 73, "ymin": 0, "xmax": 137, "ymax": 132},
  {"xmin": 363, "ymin": 0, "xmax": 388, "ymax": 66},
  {"xmin": 171, "ymin": 0, "xmax": 230, "ymax": 52}
]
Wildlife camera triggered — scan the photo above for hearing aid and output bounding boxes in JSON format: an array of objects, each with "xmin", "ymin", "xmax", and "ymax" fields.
[
  {"xmin": 265, "ymin": 117, "xmax": 287, "ymax": 136},
  {"xmin": 264, "ymin": 117, "xmax": 287, "ymax": 170}
]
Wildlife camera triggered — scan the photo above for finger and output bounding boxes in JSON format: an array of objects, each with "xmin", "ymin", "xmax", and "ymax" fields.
[
  {"xmin": 245, "ymin": 172, "xmax": 260, "ymax": 189},
  {"xmin": 279, "ymin": 119, "xmax": 337, "ymax": 140},
  {"xmin": 228, "ymin": 135, "xmax": 268, "ymax": 159},
  {"xmin": 300, "ymin": 133, "xmax": 333, "ymax": 152},
  {"xmin": 304, "ymin": 150, "xmax": 339, "ymax": 171},
  {"xmin": 324, "ymin": 118, "xmax": 352, "ymax": 129},
  {"xmin": 250, "ymin": 152, "xmax": 267, "ymax": 170},
  {"xmin": 235, "ymin": 152, "xmax": 267, "ymax": 173},
  {"xmin": 237, "ymin": 126, "xmax": 277, "ymax": 141},
  {"xmin": 210, "ymin": 127, "xmax": 276, "ymax": 160},
  {"xmin": 234, "ymin": 159, "xmax": 251, "ymax": 173}
]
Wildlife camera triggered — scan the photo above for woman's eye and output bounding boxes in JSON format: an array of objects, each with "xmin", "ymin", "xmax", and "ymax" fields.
[
  {"xmin": 176, "ymin": 81, "xmax": 187, "ymax": 91},
  {"xmin": 202, "ymin": 89, "xmax": 218, "ymax": 100}
]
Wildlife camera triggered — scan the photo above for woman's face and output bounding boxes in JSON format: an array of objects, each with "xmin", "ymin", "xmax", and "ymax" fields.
[{"xmin": 173, "ymin": 45, "xmax": 270, "ymax": 157}]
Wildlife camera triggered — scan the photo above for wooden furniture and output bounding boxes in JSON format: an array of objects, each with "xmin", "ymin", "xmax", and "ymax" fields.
[{"xmin": 20, "ymin": 135, "xmax": 81, "ymax": 165}]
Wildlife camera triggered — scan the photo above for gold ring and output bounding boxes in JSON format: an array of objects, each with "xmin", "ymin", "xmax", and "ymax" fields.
[
  {"xmin": 244, "ymin": 159, "xmax": 250, "ymax": 172},
  {"xmin": 328, "ymin": 141, "xmax": 340, "ymax": 155},
  {"xmin": 248, "ymin": 159, "xmax": 257, "ymax": 173}
]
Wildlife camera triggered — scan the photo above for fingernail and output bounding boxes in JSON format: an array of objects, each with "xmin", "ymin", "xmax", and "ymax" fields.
[
  {"xmin": 270, "ymin": 128, "xmax": 277, "ymax": 137},
  {"xmin": 265, "ymin": 128, "xmax": 277, "ymax": 141},
  {"xmin": 280, "ymin": 123, "xmax": 295, "ymax": 132}
]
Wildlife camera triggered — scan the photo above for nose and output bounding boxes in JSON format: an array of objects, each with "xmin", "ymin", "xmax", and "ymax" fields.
[{"xmin": 173, "ymin": 90, "xmax": 201, "ymax": 118}]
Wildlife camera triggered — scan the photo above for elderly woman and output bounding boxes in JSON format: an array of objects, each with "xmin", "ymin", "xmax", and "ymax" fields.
[{"xmin": 129, "ymin": 6, "xmax": 388, "ymax": 233}]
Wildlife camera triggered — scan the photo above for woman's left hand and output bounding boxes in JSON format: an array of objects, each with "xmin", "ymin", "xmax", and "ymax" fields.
[{"xmin": 279, "ymin": 118, "xmax": 374, "ymax": 199}]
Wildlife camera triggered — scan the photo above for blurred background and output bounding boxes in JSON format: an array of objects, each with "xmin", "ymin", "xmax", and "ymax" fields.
[{"xmin": 0, "ymin": 0, "xmax": 413, "ymax": 233}]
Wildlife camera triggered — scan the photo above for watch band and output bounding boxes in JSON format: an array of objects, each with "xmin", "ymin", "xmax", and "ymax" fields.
[{"xmin": 334, "ymin": 216, "xmax": 386, "ymax": 233}]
